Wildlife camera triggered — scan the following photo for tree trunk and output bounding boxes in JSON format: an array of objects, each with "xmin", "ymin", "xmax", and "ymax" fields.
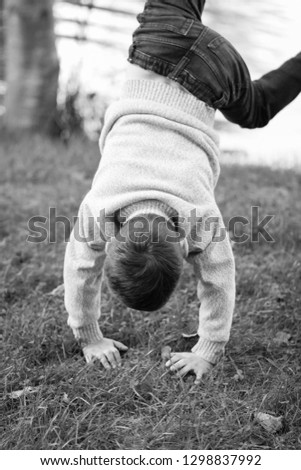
[
  {"xmin": 0, "ymin": 0, "xmax": 4, "ymax": 81},
  {"xmin": 4, "ymin": 0, "xmax": 59, "ymax": 132},
  {"xmin": 0, "ymin": 0, "xmax": 4, "ymax": 122}
]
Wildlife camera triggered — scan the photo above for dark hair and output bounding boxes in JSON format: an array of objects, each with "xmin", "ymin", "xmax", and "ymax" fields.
[{"xmin": 104, "ymin": 213, "xmax": 183, "ymax": 311}]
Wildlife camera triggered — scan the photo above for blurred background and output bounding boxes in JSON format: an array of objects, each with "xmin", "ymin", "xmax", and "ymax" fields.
[{"xmin": 1, "ymin": 0, "xmax": 300, "ymax": 168}]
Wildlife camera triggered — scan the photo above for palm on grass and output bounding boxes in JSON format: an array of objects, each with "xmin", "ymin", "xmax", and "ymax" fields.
[
  {"xmin": 83, "ymin": 338, "xmax": 128, "ymax": 369},
  {"xmin": 166, "ymin": 352, "xmax": 213, "ymax": 384}
]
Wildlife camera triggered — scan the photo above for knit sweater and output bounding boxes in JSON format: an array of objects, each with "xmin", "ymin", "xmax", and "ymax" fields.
[{"xmin": 64, "ymin": 80, "xmax": 236, "ymax": 364}]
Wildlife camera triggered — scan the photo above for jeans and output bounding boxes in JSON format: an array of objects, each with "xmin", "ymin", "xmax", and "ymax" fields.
[{"xmin": 128, "ymin": 0, "xmax": 301, "ymax": 128}]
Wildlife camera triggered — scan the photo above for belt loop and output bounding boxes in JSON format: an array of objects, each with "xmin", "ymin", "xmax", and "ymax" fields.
[
  {"xmin": 181, "ymin": 18, "xmax": 194, "ymax": 36},
  {"xmin": 168, "ymin": 56, "xmax": 190, "ymax": 80}
]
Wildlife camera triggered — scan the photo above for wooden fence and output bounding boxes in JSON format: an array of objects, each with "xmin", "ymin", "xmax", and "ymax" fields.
[
  {"xmin": 0, "ymin": 0, "xmax": 142, "ymax": 100},
  {"xmin": 54, "ymin": 0, "xmax": 140, "ymax": 47},
  {"xmin": 58, "ymin": 0, "xmax": 136, "ymax": 17}
]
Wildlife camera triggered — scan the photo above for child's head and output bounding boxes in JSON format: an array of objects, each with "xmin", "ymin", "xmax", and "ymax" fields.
[{"xmin": 104, "ymin": 213, "xmax": 184, "ymax": 311}]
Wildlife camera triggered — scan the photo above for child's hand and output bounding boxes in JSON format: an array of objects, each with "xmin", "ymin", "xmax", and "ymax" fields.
[
  {"xmin": 166, "ymin": 352, "xmax": 213, "ymax": 385},
  {"xmin": 83, "ymin": 338, "xmax": 128, "ymax": 369}
]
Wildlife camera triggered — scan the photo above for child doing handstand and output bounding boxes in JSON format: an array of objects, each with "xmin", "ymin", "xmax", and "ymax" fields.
[{"xmin": 64, "ymin": 0, "xmax": 301, "ymax": 384}]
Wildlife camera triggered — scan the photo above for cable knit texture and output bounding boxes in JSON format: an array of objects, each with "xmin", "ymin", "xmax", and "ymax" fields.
[{"xmin": 64, "ymin": 80, "xmax": 236, "ymax": 364}]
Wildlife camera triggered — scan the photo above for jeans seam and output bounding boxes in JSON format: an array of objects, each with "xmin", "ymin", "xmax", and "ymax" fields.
[
  {"xmin": 138, "ymin": 18, "xmax": 194, "ymax": 36},
  {"xmin": 133, "ymin": 35, "xmax": 189, "ymax": 50},
  {"xmin": 129, "ymin": 49, "xmax": 176, "ymax": 69},
  {"xmin": 169, "ymin": 56, "xmax": 190, "ymax": 79}
]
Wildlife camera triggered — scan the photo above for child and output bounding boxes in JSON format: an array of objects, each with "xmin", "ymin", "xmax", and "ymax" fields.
[{"xmin": 64, "ymin": 0, "xmax": 301, "ymax": 384}]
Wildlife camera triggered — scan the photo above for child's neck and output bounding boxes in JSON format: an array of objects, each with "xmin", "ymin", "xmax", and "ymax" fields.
[{"xmin": 119, "ymin": 199, "xmax": 177, "ymax": 224}]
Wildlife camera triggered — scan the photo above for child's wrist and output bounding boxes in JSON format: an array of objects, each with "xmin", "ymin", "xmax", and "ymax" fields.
[
  {"xmin": 72, "ymin": 321, "xmax": 104, "ymax": 346},
  {"xmin": 191, "ymin": 338, "xmax": 226, "ymax": 364}
]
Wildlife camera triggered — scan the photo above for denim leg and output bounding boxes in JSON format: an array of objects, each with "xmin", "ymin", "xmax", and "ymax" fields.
[
  {"xmin": 129, "ymin": 1, "xmax": 301, "ymax": 129},
  {"xmin": 139, "ymin": 0, "xmax": 206, "ymax": 20},
  {"xmin": 255, "ymin": 53, "xmax": 301, "ymax": 124},
  {"xmin": 221, "ymin": 52, "xmax": 301, "ymax": 128}
]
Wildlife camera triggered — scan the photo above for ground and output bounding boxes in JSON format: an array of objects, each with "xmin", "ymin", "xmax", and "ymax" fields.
[{"xmin": 1, "ymin": 132, "xmax": 301, "ymax": 450}]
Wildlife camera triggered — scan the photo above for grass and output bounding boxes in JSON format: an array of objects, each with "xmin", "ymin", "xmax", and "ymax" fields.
[{"xmin": 1, "ymin": 131, "xmax": 301, "ymax": 450}]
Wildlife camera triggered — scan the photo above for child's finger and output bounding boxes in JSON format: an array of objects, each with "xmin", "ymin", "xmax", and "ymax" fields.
[
  {"xmin": 194, "ymin": 373, "xmax": 204, "ymax": 385},
  {"xmin": 113, "ymin": 350, "xmax": 122, "ymax": 366},
  {"xmin": 84, "ymin": 352, "xmax": 95, "ymax": 364},
  {"xmin": 100, "ymin": 356, "xmax": 111, "ymax": 370},
  {"xmin": 113, "ymin": 340, "xmax": 128, "ymax": 351},
  {"xmin": 169, "ymin": 359, "xmax": 186, "ymax": 371},
  {"xmin": 166, "ymin": 354, "xmax": 184, "ymax": 367},
  {"xmin": 85, "ymin": 354, "xmax": 92, "ymax": 364},
  {"xmin": 106, "ymin": 351, "xmax": 117, "ymax": 369},
  {"xmin": 176, "ymin": 365, "xmax": 192, "ymax": 378}
]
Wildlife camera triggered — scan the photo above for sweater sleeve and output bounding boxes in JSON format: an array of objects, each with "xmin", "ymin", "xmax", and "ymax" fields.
[
  {"xmin": 64, "ymin": 200, "xmax": 106, "ymax": 345},
  {"xmin": 187, "ymin": 228, "xmax": 236, "ymax": 364}
]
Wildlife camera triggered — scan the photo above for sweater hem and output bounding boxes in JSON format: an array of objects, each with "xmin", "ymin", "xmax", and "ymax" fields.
[
  {"xmin": 191, "ymin": 337, "xmax": 226, "ymax": 364},
  {"xmin": 121, "ymin": 80, "xmax": 215, "ymax": 127},
  {"xmin": 72, "ymin": 322, "xmax": 104, "ymax": 345}
]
